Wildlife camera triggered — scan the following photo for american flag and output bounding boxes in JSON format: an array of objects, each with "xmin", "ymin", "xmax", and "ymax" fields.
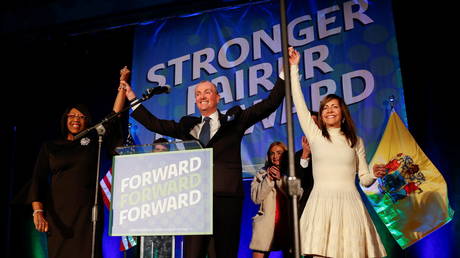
[{"xmin": 100, "ymin": 124, "xmax": 137, "ymax": 251}]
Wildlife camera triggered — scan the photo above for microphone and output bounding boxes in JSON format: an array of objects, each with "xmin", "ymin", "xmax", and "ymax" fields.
[
  {"xmin": 141, "ymin": 85, "xmax": 171, "ymax": 100},
  {"xmin": 146, "ymin": 85, "xmax": 171, "ymax": 96}
]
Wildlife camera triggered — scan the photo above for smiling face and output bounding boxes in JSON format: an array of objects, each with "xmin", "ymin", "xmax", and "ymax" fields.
[
  {"xmin": 269, "ymin": 144, "xmax": 285, "ymax": 167},
  {"xmin": 321, "ymin": 98, "xmax": 342, "ymax": 128},
  {"xmin": 66, "ymin": 108, "xmax": 88, "ymax": 138},
  {"xmin": 195, "ymin": 81, "xmax": 220, "ymax": 116}
]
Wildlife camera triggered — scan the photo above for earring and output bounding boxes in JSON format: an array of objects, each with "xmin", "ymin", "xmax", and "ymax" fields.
[{"xmin": 341, "ymin": 118, "xmax": 345, "ymax": 124}]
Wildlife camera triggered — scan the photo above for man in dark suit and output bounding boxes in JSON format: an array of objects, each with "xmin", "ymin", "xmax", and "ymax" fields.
[
  {"xmin": 120, "ymin": 48, "xmax": 300, "ymax": 258},
  {"xmin": 295, "ymin": 112, "xmax": 318, "ymax": 217}
]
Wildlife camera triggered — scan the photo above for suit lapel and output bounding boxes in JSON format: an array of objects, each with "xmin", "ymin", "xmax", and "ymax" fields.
[
  {"xmin": 206, "ymin": 111, "xmax": 228, "ymax": 146},
  {"xmin": 187, "ymin": 110, "xmax": 235, "ymax": 147},
  {"xmin": 182, "ymin": 116, "xmax": 201, "ymax": 140}
]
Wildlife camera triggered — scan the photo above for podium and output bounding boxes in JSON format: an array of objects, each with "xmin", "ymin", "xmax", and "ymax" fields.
[{"xmin": 111, "ymin": 140, "xmax": 213, "ymax": 258}]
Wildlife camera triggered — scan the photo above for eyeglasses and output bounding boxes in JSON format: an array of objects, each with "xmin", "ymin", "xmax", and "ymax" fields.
[{"xmin": 67, "ymin": 114, "xmax": 88, "ymax": 120}]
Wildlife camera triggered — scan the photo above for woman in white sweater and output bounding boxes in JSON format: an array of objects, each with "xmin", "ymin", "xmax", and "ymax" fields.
[{"xmin": 290, "ymin": 64, "xmax": 387, "ymax": 257}]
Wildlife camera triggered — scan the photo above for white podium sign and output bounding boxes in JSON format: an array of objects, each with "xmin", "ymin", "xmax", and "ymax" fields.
[{"xmin": 110, "ymin": 148, "xmax": 213, "ymax": 236}]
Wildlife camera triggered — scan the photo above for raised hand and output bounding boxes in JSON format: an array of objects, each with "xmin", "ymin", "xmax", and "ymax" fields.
[
  {"xmin": 116, "ymin": 66, "xmax": 137, "ymax": 101},
  {"xmin": 301, "ymin": 136, "xmax": 311, "ymax": 159},
  {"xmin": 118, "ymin": 66, "xmax": 131, "ymax": 91},
  {"xmin": 113, "ymin": 66, "xmax": 132, "ymax": 113},
  {"xmin": 288, "ymin": 47, "xmax": 300, "ymax": 66},
  {"xmin": 120, "ymin": 66, "xmax": 130, "ymax": 82},
  {"xmin": 120, "ymin": 80, "xmax": 137, "ymax": 101}
]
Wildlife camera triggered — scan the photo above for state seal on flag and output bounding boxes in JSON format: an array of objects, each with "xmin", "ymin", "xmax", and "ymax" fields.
[{"xmin": 377, "ymin": 153, "xmax": 425, "ymax": 203}]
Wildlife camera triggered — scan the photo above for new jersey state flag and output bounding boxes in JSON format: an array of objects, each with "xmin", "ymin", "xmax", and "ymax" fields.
[{"xmin": 361, "ymin": 110, "xmax": 454, "ymax": 249}]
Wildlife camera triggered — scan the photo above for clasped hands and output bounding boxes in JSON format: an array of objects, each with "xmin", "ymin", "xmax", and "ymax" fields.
[
  {"xmin": 118, "ymin": 66, "xmax": 130, "ymax": 91},
  {"xmin": 117, "ymin": 66, "xmax": 136, "ymax": 101},
  {"xmin": 267, "ymin": 166, "xmax": 281, "ymax": 181}
]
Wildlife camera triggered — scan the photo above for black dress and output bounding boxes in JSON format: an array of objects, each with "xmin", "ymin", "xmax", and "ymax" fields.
[{"xmin": 28, "ymin": 120, "xmax": 122, "ymax": 258}]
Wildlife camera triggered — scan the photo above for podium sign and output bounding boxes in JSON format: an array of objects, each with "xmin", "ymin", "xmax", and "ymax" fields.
[{"xmin": 110, "ymin": 147, "xmax": 213, "ymax": 236}]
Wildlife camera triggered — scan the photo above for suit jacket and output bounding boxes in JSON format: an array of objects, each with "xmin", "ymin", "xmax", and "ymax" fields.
[
  {"xmin": 295, "ymin": 150, "xmax": 314, "ymax": 216},
  {"xmin": 132, "ymin": 77, "xmax": 285, "ymax": 197}
]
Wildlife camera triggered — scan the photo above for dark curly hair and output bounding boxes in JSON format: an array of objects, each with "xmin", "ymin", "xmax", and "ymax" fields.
[{"xmin": 60, "ymin": 104, "xmax": 92, "ymax": 138}]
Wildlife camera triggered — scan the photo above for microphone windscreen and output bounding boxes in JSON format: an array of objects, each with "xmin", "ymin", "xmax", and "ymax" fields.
[{"xmin": 163, "ymin": 85, "xmax": 171, "ymax": 93}]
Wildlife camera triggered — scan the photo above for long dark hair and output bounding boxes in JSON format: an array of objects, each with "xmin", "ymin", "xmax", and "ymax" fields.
[{"xmin": 318, "ymin": 94, "xmax": 357, "ymax": 147}]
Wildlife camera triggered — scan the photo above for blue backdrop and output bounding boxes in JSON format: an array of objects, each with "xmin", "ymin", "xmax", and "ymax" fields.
[
  {"xmin": 130, "ymin": 0, "xmax": 406, "ymax": 178},
  {"xmin": 126, "ymin": 0, "xmax": 412, "ymax": 257}
]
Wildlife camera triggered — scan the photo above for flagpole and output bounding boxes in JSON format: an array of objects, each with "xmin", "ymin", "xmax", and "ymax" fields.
[{"xmin": 279, "ymin": 0, "xmax": 301, "ymax": 257}]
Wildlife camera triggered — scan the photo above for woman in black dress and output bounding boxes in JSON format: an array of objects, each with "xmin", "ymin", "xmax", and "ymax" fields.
[{"xmin": 27, "ymin": 67, "xmax": 129, "ymax": 258}]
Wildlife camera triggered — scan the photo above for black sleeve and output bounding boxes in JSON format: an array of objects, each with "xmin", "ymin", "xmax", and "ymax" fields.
[
  {"xmin": 294, "ymin": 150, "xmax": 306, "ymax": 180},
  {"xmin": 131, "ymin": 104, "xmax": 185, "ymax": 139},
  {"xmin": 103, "ymin": 112, "xmax": 124, "ymax": 155},
  {"xmin": 238, "ymin": 77, "xmax": 285, "ymax": 130},
  {"xmin": 295, "ymin": 149, "xmax": 314, "ymax": 200},
  {"xmin": 26, "ymin": 143, "xmax": 50, "ymax": 204}
]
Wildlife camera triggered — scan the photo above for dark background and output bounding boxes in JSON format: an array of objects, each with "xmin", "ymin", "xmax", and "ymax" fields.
[{"xmin": 2, "ymin": 1, "xmax": 458, "ymax": 257}]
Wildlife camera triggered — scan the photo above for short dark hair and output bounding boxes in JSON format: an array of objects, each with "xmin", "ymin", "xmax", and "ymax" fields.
[
  {"xmin": 152, "ymin": 137, "xmax": 169, "ymax": 152},
  {"xmin": 153, "ymin": 137, "xmax": 168, "ymax": 144},
  {"xmin": 60, "ymin": 104, "xmax": 92, "ymax": 137}
]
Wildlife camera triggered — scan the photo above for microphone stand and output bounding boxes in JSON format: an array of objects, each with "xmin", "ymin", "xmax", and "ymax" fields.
[{"xmin": 73, "ymin": 89, "xmax": 156, "ymax": 258}]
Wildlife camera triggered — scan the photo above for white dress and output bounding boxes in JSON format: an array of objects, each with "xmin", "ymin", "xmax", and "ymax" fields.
[{"xmin": 290, "ymin": 65, "xmax": 387, "ymax": 258}]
